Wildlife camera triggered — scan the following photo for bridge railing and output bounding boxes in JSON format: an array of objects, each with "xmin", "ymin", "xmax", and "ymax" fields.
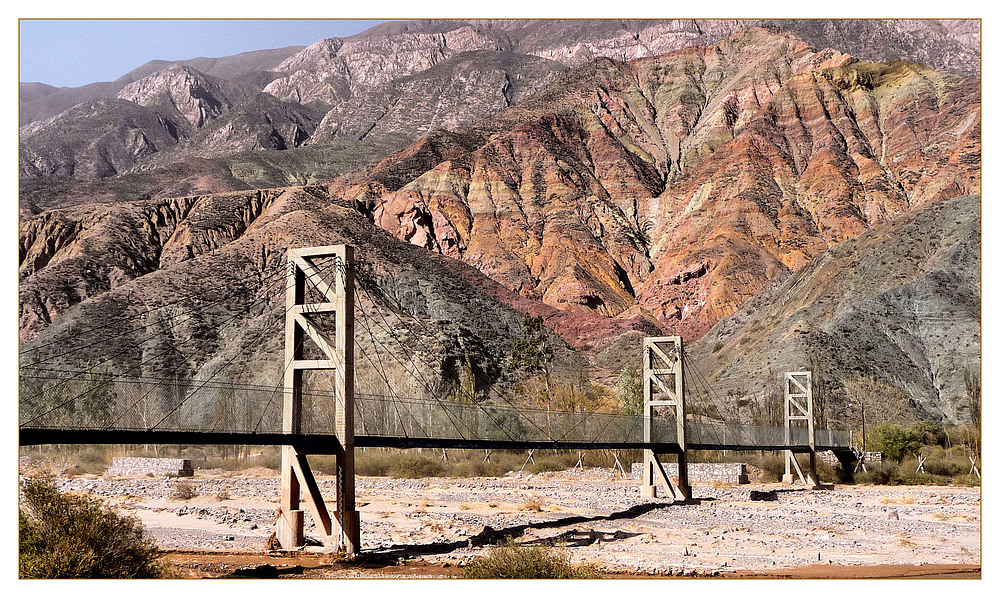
[
  {"xmin": 354, "ymin": 396, "xmax": 850, "ymax": 448},
  {"xmin": 18, "ymin": 373, "xmax": 851, "ymax": 449},
  {"xmin": 18, "ymin": 373, "xmax": 288, "ymax": 434},
  {"xmin": 685, "ymin": 421, "xmax": 849, "ymax": 449},
  {"xmin": 354, "ymin": 394, "xmax": 663, "ymax": 444}
]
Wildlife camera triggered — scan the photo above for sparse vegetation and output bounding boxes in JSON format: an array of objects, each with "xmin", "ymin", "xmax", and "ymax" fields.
[
  {"xmin": 616, "ymin": 366, "xmax": 642, "ymax": 415},
  {"xmin": 19, "ymin": 478, "xmax": 167, "ymax": 578},
  {"xmin": 462, "ymin": 540, "xmax": 599, "ymax": 579},
  {"xmin": 843, "ymin": 375, "xmax": 915, "ymax": 449},
  {"xmin": 171, "ymin": 481, "xmax": 197, "ymax": 500},
  {"xmin": 521, "ymin": 495, "xmax": 545, "ymax": 512},
  {"xmin": 506, "ymin": 315, "xmax": 553, "ymax": 376},
  {"xmin": 345, "ymin": 448, "xmax": 583, "ymax": 478},
  {"xmin": 856, "ymin": 445, "xmax": 981, "ymax": 486}
]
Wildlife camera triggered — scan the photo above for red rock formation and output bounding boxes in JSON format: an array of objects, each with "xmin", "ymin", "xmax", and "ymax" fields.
[{"xmin": 334, "ymin": 28, "xmax": 980, "ymax": 342}]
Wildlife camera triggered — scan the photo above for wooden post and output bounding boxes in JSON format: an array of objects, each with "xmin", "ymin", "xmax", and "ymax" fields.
[{"xmin": 278, "ymin": 245, "xmax": 359, "ymax": 555}]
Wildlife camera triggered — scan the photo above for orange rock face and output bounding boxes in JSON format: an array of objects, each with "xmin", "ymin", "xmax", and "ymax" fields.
[{"xmin": 336, "ymin": 28, "xmax": 980, "ymax": 344}]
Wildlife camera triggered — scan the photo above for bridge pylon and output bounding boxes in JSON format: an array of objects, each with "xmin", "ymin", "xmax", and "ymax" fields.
[
  {"xmin": 277, "ymin": 245, "xmax": 359, "ymax": 555},
  {"xmin": 782, "ymin": 371, "xmax": 821, "ymax": 488},
  {"xmin": 640, "ymin": 336, "xmax": 691, "ymax": 501}
]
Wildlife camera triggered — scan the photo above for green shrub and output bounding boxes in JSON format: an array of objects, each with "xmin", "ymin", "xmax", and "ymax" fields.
[
  {"xmin": 462, "ymin": 540, "xmax": 599, "ymax": 579},
  {"xmin": 354, "ymin": 451, "xmax": 445, "ymax": 478},
  {"xmin": 856, "ymin": 463, "xmax": 905, "ymax": 485},
  {"xmin": 952, "ymin": 473, "xmax": 981, "ymax": 487},
  {"xmin": 390, "ymin": 454, "xmax": 447, "ymax": 478},
  {"xmin": 871, "ymin": 424, "xmax": 923, "ymax": 462},
  {"xmin": 911, "ymin": 421, "xmax": 946, "ymax": 447},
  {"xmin": 922, "ymin": 459, "xmax": 964, "ymax": 477},
  {"xmin": 19, "ymin": 478, "xmax": 167, "ymax": 578}
]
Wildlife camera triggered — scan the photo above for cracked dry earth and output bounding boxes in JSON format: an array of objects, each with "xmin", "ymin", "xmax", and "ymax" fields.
[{"xmin": 37, "ymin": 466, "xmax": 980, "ymax": 579}]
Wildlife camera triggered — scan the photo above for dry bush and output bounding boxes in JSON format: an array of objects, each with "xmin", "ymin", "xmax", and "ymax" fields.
[
  {"xmin": 171, "ymin": 482, "xmax": 197, "ymax": 500},
  {"xmin": 521, "ymin": 495, "xmax": 545, "ymax": 512},
  {"xmin": 462, "ymin": 540, "xmax": 599, "ymax": 579},
  {"xmin": 952, "ymin": 473, "xmax": 981, "ymax": 487},
  {"xmin": 197, "ymin": 447, "xmax": 281, "ymax": 471}
]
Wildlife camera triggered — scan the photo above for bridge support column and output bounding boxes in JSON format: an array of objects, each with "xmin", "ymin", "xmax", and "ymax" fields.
[
  {"xmin": 642, "ymin": 336, "xmax": 691, "ymax": 501},
  {"xmin": 279, "ymin": 245, "xmax": 359, "ymax": 555},
  {"xmin": 783, "ymin": 371, "xmax": 820, "ymax": 487}
]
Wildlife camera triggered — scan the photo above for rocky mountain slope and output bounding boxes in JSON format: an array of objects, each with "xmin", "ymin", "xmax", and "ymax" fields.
[
  {"xmin": 335, "ymin": 28, "xmax": 979, "ymax": 343},
  {"xmin": 18, "ymin": 185, "xmax": 596, "ymax": 425},
  {"xmin": 686, "ymin": 194, "xmax": 980, "ymax": 425},
  {"xmin": 19, "ymin": 45, "xmax": 302, "ymax": 126},
  {"xmin": 20, "ymin": 20, "xmax": 979, "ymax": 195},
  {"xmin": 18, "ymin": 20, "xmax": 981, "ymax": 424},
  {"xmin": 265, "ymin": 19, "xmax": 980, "ymax": 107},
  {"xmin": 19, "ymin": 65, "xmax": 332, "ymax": 182}
]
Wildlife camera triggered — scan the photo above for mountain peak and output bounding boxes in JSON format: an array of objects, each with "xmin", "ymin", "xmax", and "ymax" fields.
[{"xmin": 117, "ymin": 65, "xmax": 229, "ymax": 128}]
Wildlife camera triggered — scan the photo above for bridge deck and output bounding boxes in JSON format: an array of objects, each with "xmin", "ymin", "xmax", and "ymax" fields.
[{"xmin": 18, "ymin": 427, "xmax": 845, "ymax": 454}]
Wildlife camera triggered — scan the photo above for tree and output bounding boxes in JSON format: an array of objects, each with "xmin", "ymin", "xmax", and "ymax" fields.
[
  {"xmin": 79, "ymin": 363, "xmax": 114, "ymax": 427},
  {"xmin": 911, "ymin": 421, "xmax": 946, "ymax": 447},
  {"xmin": 964, "ymin": 369, "xmax": 981, "ymax": 428},
  {"xmin": 870, "ymin": 423, "xmax": 923, "ymax": 462},
  {"xmin": 809, "ymin": 356, "xmax": 827, "ymax": 429},
  {"xmin": 842, "ymin": 375, "xmax": 914, "ymax": 449},
  {"xmin": 616, "ymin": 367, "xmax": 642, "ymax": 416},
  {"xmin": 506, "ymin": 315, "xmax": 553, "ymax": 375}
]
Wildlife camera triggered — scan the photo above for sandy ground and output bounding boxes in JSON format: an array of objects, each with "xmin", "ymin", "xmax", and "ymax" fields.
[{"xmin": 25, "ymin": 463, "xmax": 981, "ymax": 579}]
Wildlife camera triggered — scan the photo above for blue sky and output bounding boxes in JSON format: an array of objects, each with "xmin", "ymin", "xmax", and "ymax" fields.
[{"xmin": 19, "ymin": 20, "xmax": 387, "ymax": 87}]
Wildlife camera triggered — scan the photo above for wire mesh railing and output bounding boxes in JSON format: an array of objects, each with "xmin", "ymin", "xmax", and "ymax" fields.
[
  {"xmin": 685, "ymin": 420, "xmax": 850, "ymax": 449},
  {"xmin": 19, "ymin": 374, "xmax": 851, "ymax": 449},
  {"xmin": 354, "ymin": 394, "xmax": 655, "ymax": 444},
  {"xmin": 19, "ymin": 372, "xmax": 288, "ymax": 434}
]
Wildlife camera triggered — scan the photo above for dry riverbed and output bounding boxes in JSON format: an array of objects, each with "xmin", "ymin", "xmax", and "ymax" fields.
[{"xmin": 21, "ymin": 461, "xmax": 981, "ymax": 579}]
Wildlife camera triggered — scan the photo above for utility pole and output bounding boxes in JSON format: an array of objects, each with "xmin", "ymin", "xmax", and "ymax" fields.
[{"xmin": 861, "ymin": 402, "xmax": 867, "ymax": 452}]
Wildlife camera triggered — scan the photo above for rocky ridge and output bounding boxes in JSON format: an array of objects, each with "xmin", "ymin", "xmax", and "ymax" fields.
[
  {"xmin": 338, "ymin": 28, "xmax": 979, "ymax": 341},
  {"xmin": 18, "ymin": 185, "xmax": 596, "ymax": 426},
  {"xmin": 687, "ymin": 194, "xmax": 980, "ymax": 424}
]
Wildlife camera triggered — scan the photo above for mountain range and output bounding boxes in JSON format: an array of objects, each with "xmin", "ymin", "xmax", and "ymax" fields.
[{"xmin": 18, "ymin": 19, "xmax": 981, "ymax": 426}]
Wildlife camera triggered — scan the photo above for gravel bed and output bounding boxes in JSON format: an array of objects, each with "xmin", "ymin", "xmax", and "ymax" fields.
[{"xmin": 25, "ymin": 464, "xmax": 981, "ymax": 574}]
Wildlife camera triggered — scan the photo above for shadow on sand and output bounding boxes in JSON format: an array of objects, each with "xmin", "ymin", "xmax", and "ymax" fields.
[{"xmin": 355, "ymin": 497, "xmax": 708, "ymax": 565}]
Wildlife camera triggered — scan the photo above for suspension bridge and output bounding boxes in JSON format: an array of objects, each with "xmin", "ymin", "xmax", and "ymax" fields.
[{"xmin": 19, "ymin": 244, "xmax": 855, "ymax": 556}]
